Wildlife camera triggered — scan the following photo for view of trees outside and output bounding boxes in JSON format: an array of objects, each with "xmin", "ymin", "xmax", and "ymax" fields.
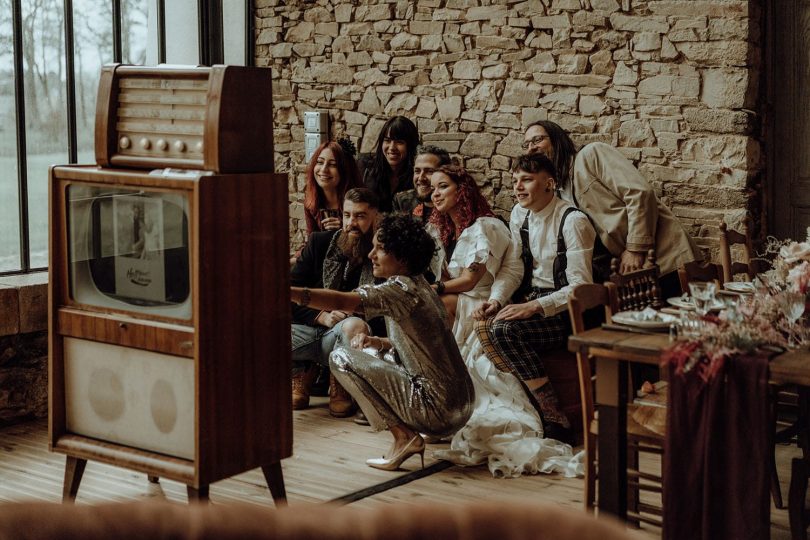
[{"xmin": 0, "ymin": 0, "xmax": 147, "ymax": 272}]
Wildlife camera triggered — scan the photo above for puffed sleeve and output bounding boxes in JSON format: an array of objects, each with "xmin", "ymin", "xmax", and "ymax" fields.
[
  {"xmin": 447, "ymin": 217, "xmax": 512, "ymax": 280},
  {"xmin": 488, "ymin": 207, "xmax": 525, "ymax": 305}
]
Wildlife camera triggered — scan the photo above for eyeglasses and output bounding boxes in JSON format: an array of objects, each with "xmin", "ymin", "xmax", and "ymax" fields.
[{"xmin": 521, "ymin": 135, "xmax": 549, "ymax": 150}]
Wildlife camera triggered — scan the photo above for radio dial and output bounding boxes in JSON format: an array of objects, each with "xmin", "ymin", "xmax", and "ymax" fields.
[
  {"xmin": 174, "ymin": 140, "xmax": 186, "ymax": 153},
  {"xmin": 156, "ymin": 139, "xmax": 168, "ymax": 151},
  {"xmin": 140, "ymin": 138, "xmax": 151, "ymax": 150},
  {"xmin": 119, "ymin": 136, "xmax": 131, "ymax": 149}
]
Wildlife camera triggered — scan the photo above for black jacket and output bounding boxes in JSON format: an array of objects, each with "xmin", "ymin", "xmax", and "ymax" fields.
[
  {"xmin": 291, "ymin": 230, "xmax": 339, "ymax": 326},
  {"xmin": 291, "ymin": 230, "xmax": 385, "ymax": 336}
]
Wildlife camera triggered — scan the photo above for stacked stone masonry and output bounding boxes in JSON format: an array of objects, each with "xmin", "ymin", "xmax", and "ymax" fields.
[
  {"xmin": 0, "ymin": 273, "xmax": 48, "ymax": 426},
  {"xmin": 255, "ymin": 0, "xmax": 762, "ymax": 259}
]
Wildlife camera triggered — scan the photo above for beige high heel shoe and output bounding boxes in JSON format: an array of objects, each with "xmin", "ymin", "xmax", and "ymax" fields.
[{"xmin": 366, "ymin": 435, "xmax": 426, "ymax": 471}]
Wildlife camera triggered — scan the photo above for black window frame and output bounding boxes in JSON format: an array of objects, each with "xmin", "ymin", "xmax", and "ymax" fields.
[{"xmin": 2, "ymin": 0, "xmax": 254, "ymax": 277}]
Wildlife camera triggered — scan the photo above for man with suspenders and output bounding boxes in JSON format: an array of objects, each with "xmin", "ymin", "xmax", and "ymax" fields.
[{"xmin": 474, "ymin": 153, "xmax": 597, "ymax": 443}]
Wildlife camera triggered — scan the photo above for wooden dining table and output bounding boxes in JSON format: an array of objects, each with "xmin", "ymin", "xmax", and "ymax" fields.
[{"xmin": 567, "ymin": 327, "xmax": 810, "ymax": 534}]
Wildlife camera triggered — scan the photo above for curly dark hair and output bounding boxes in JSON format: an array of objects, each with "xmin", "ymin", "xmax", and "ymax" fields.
[
  {"xmin": 375, "ymin": 214, "xmax": 436, "ymax": 276},
  {"xmin": 427, "ymin": 165, "xmax": 495, "ymax": 248}
]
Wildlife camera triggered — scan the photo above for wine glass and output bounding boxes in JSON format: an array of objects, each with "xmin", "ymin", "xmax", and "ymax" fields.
[{"xmin": 689, "ymin": 282, "xmax": 717, "ymax": 317}]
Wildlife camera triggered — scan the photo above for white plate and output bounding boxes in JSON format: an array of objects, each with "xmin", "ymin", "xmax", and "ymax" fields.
[
  {"xmin": 724, "ymin": 281, "xmax": 755, "ymax": 294},
  {"xmin": 666, "ymin": 296, "xmax": 726, "ymax": 311},
  {"xmin": 612, "ymin": 310, "xmax": 678, "ymax": 329}
]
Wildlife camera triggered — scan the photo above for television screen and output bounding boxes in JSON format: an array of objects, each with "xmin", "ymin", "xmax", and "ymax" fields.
[{"xmin": 67, "ymin": 184, "xmax": 192, "ymax": 320}]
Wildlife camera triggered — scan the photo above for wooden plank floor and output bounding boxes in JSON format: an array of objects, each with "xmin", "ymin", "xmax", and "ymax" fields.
[{"xmin": 0, "ymin": 397, "xmax": 803, "ymax": 539}]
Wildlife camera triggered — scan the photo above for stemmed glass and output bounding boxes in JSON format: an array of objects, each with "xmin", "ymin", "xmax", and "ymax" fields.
[{"xmin": 689, "ymin": 282, "xmax": 718, "ymax": 317}]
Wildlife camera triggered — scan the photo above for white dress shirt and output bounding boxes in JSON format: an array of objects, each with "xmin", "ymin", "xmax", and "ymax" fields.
[{"xmin": 491, "ymin": 197, "xmax": 596, "ymax": 317}]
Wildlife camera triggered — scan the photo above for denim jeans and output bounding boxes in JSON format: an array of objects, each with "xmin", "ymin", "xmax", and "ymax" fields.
[{"xmin": 291, "ymin": 319, "xmax": 353, "ymax": 374}]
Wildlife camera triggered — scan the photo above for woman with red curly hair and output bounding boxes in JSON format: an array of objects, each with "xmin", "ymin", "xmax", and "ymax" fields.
[
  {"xmin": 428, "ymin": 165, "xmax": 520, "ymax": 344},
  {"xmin": 303, "ymin": 140, "xmax": 362, "ymax": 237}
]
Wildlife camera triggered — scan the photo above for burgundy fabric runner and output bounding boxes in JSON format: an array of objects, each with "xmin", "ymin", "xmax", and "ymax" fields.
[{"xmin": 663, "ymin": 351, "xmax": 772, "ymax": 540}]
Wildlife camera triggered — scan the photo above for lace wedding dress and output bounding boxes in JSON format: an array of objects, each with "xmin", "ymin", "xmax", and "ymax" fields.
[{"xmin": 430, "ymin": 217, "xmax": 583, "ymax": 478}]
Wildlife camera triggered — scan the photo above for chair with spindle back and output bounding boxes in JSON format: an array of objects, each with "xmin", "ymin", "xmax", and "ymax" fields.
[
  {"xmin": 607, "ymin": 249, "xmax": 663, "ymax": 312},
  {"xmin": 568, "ymin": 283, "xmax": 664, "ymax": 528},
  {"xmin": 677, "ymin": 260, "xmax": 724, "ymax": 292}
]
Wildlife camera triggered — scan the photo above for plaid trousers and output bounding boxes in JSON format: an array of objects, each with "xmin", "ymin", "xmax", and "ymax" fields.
[{"xmin": 477, "ymin": 312, "xmax": 571, "ymax": 381}]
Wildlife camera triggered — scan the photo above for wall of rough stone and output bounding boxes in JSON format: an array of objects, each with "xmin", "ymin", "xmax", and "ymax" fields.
[
  {"xmin": 254, "ymin": 0, "xmax": 762, "ymax": 259},
  {"xmin": 0, "ymin": 273, "xmax": 48, "ymax": 426}
]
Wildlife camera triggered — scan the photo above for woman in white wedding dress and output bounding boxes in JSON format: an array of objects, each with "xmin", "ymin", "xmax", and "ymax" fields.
[{"xmin": 427, "ymin": 165, "xmax": 580, "ymax": 478}]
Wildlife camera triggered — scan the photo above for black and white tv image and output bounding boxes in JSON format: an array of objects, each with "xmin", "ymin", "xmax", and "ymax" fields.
[{"xmin": 67, "ymin": 184, "xmax": 192, "ymax": 320}]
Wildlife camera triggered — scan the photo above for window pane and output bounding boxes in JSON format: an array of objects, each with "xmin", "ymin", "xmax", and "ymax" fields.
[
  {"xmin": 164, "ymin": 0, "xmax": 199, "ymax": 64},
  {"xmin": 23, "ymin": 0, "xmax": 69, "ymax": 269},
  {"xmin": 223, "ymin": 0, "xmax": 246, "ymax": 66},
  {"xmin": 122, "ymin": 0, "xmax": 148, "ymax": 65},
  {"xmin": 73, "ymin": 0, "xmax": 114, "ymax": 165},
  {"xmin": 0, "ymin": 0, "xmax": 21, "ymax": 272}
]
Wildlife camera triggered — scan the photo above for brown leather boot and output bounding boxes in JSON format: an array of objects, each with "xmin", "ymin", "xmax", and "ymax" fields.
[
  {"xmin": 292, "ymin": 367, "xmax": 318, "ymax": 410},
  {"xmin": 329, "ymin": 374, "xmax": 355, "ymax": 417}
]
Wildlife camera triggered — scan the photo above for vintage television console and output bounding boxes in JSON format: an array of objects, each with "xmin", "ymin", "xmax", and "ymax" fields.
[{"xmin": 49, "ymin": 65, "xmax": 290, "ymax": 503}]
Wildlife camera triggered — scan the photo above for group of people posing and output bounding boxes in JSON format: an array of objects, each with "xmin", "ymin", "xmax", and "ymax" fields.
[{"xmin": 289, "ymin": 116, "xmax": 701, "ymax": 477}]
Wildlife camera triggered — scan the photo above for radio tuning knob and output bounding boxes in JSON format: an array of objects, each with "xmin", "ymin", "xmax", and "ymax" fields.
[
  {"xmin": 156, "ymin": 139, "xmax": 168, "ymax": 151},
  {"xmin": 195, "ymin": 141, "xmax": 203, "ymax": 153},
  {"xmin": 119, "ymin": 136, "xmax": 131, "ymax": 149},
  {"xmin": 140, "ymin": 137, "xmax": 151, "ymax": 150},
  {"xmin": 174, "ymin": 140, "xmax": 186, "ymax": 152}
]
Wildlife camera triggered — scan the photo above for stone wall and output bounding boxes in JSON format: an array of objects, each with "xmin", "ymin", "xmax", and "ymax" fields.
[
  {"xmin": 0, "ymin": 273, "xmax": 48, "ymax": 426},
  {"xmin": 254, "ymin": 0, "xmax": 762, "ymax": 258}
]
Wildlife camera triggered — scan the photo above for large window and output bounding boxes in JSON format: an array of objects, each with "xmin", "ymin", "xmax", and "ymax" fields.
[{"xmin": 0, "ymin": 0, "xmax": 252, "ymax": 275}]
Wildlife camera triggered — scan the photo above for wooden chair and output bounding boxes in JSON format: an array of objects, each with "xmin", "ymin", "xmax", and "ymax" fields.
[
  {"xmin": 719, "ymin": 219, "xmax": 757, "ymax": 283},
  {"xmin": 677, "ymin": 260, "xmax": 724, "ymax": 292},
  {"xmin": 607, "ymin": 250, "xmax": 663, "ymax": 311},
  {"xmin": 568, "ymin": 283, "xmax": 664, "ymax": 528}
]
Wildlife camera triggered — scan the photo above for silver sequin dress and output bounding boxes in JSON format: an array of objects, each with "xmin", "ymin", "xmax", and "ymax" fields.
[{"xmin": 329, "ymin": 275, "xmax": 474, "ymax": 436}]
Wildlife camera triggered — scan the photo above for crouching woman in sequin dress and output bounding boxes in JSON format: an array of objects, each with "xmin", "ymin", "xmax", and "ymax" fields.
[{"xmin": 291, "ymin": 215, "xmax": 474, "ymax": 471}]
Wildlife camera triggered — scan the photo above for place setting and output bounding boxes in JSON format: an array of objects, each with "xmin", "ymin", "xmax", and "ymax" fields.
[{"xmin": 606, "ymin": 282, "xmax": 728, "ymax": 336}]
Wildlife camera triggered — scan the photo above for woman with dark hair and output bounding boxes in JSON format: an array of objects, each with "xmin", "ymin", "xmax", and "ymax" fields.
[
  {"xmin": 290, "ymin": 215, "xmax": 473, "ymax": 471},
  {"xmin": 358, "ymin": 116, "xmax": 420, "ymax": 213},
  {"xmin": 522, "ymin": 120, "xmax": 701, "ymax": 295},
  {"xmin": 303, "ymin": 139, "xmax": 362, "ymax": 236},
  {"xmin": 428, "ymin": 165, "xmax": 518, "ymax": 344}
]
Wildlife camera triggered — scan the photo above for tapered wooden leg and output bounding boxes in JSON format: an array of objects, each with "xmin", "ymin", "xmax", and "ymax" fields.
[
  {"xmin": 62, "ymin": 456, "xmax": 87, "ymax": 503},
  {"xmin": 147, "ymin": 475, "xmax": 160, "ymax": 483},
  {"xmin": 261, "ymin": 462, "xmax": 287, "ymax": 507},
  {"xmin": 187, "ymin": 484, "xmax": 209, "ymax": 503},
  {"xmin": 789, "ymin": 458, "xmax": 809, "ymax": 540}
]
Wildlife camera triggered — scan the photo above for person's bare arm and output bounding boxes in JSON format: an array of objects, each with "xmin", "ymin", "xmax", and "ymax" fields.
[
  {"xmin": 291, "ymin": 287, "xmax": 363, "ymax": 314},
  {"xmin": 433, "ymin": 262, "xmax": 488, "ymax": 294}
]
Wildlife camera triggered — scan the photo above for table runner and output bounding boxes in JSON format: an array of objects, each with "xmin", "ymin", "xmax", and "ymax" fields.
[{"xmin": 663, "ymin": 350, "xmax": 772, "ymax": 540}]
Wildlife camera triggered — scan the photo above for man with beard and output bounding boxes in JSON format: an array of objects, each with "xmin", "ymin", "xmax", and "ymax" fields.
[
  {"xmin": 392, "ymin": 145, "xmax": 451, "ymax": 223},
  {"xmin": 290, "ymin": 188, "xmax": 382, "ymax": 416}
]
